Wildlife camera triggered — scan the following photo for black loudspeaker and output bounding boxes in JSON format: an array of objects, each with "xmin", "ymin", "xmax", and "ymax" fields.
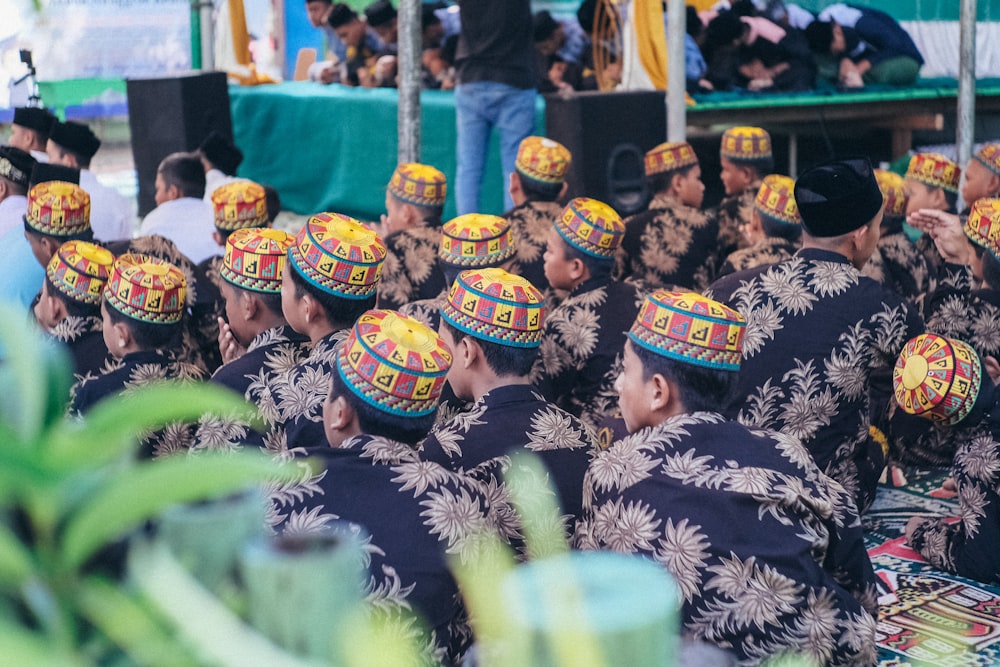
[
  {"xmin": 126, "ymin": 71, "xmax": 233, "ymax": 217},
  {"xmin": 545, "ymin": 91, "xmax": 666, "ymax": 215}
]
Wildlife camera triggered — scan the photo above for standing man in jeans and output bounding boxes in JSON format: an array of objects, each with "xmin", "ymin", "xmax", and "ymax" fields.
[{"xmin": 454, "ymin": 0, "xmax": 537, "ymax": 215}]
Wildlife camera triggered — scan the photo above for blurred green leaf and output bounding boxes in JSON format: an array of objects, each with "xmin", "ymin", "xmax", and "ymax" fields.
[
  {"xmin": 76, "ymin": 576, "xmax": 202, "ymax": 667},
  {"xmin": 44, "ymin": 382, "xmax": 258, "ymax": 469},
  {"xmin": 128, "ymin": 539, "xmax": 314, "ymax": 667},
  {"xmin": 0, "ymin": 521, "xmax": 36, "ymax": 586},
  {"xmin": 60, "ymin": 452, "xmax": 293, "ymax": 570},
  {"xmin": 0, "ymin": 305, "xmax": 68, "ymax": 443},
  {"xmin": 0, "ymin": 617, "xmax": 86, "ymax": 666}
]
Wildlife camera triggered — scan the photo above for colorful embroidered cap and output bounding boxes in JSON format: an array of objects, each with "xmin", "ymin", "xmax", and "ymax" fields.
[
  {"xmin": 104, "ymin": 253, "xmax": 187, "ymax": 324},
  {"xmin": 222, "ymin": 227, "xmax": 294, "ymax": 293},
  {"xmin": 46, "ymin": 240, "xmax": 115, "ymax": 306},
  {"xmin": 645, "ymin": 141, "xmax": 699, "ymax": 177},
  {"xmin": 0, "ymin": 146, "xmax": 34, "ymax": 189},
  {"xmin": 905, "ymin": 153, "xmax": 961, "ymax": 194},
  {"xmin": 336, "ymin": 309, "xmax": 452, "ymax": 417},
  {"xmin": 893, "ymin": 333, "xmax": 982, "ymax": 425},
  {"xmin": 554, "ymin": 197, "xmax": 624, "ymax": 259},
  {"xmin": 628, "ymin": 290, "xmax": 746, "ymax": 371},
  {"xmin": 287, "ymin": 212, "xmax": 387, "ymax": 299},
  {"xmin": 516, "ymin": 136, "xmax": 572, "ymax": 186},
  {"xmin": 24, "ymin": 181, "xmax": 91, "ymax": 237},
  {"xmin": 439, "ymin": 214, "xmax": 516, "ymax": 268},
  {"xmin": 387, "ymin": 163, "xmax": 447, "ymax": 208},
  {"xmin": 963, "ymin": 198, "xmax": 1000, "ymax": 259},
  {"xmin": 754, "ymin": 174, "xmax": 800, "ymax": 226},
  {"xmin": 720, "ymin": 126, "xmax": 772, "ymax": 163},
  {"xmin": 974, "ymin": 143, "xmax": 1000, "ymax": 178},
  {"xmin": 874, "ymin": 169, "xmax": 907, "ymax": 219},
  {"xmin": 440, "ymin": 268, "xmax": 545, "ymax": 348},
  {"xmin": 211, "ymin": 181, "xmax": 270, "ymax": 232}
]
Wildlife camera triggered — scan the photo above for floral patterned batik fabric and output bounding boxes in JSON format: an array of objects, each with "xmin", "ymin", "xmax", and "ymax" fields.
[
  {"xmin": 378, "ymin": 225, "xmax": 445, "ymax": 311},
  {"xmin": 271, "ymin": 434, "xmax": 502, "ymax": 663},
  {"xmin": 575, "ymin": 412, "xmax": 879, "ymax": 666},
  {"xmin": 708, "ymin": 248, "xmax": 923, "ymax": 512},
  {"xmin": 617, "ymin": 194, "xmax": 718, "ymax": 291}
]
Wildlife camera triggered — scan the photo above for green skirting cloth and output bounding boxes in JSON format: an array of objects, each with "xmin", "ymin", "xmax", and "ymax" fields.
[{"xmin": 228, "ymin": 82, "xmax": 546, "ymax": 220}]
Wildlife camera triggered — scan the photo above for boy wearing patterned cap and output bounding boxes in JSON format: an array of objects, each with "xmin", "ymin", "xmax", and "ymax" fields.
[
  {"xmin": 961, "ymin": 143, "xmax": 1000, "ymax": 211},
  {"xmin": 0, "ymin": 145, "xmax": 36, "ymax": 238},
  {"xmin": 23, "ymin": 180, "xmax": 94, "ymax": 268},
  {"xmin": 503, "ymin": 135, "xmax": 571, "ymax": 292},
  {"xmin": 69, "ymin": 253, "xmax": 206, "ymax": 456},
  {"xmin": 421, "ymin": 268, "xmax": 599, "ymax": 554},
  {"xmin": 34, "ymin": 240, "xmax": 114, "ymax": 379},
  {"xmin": 189, "ymin": 180, "xmax": 275, "ymax": 374},
  {"xmin": 904, "ymin": 152, "xmax": 961, "ymax": 278},
  {"xmin": 709, "ymin": 157, "xmax": 924, "ymax": 512},
  {"xmin": 717, "ymin": 173, "xmax": 801, "ymax": 277},
  {"xmin": 377, "ymin": 162, "xmax": 447, "ymax": 310},
  {"xmin": 190, "ymin": 228, "xmax": 312, "ymax": 452},
  {"xmin": 894, "ymin": 333, "xmax": 1000, "ymax": 584},
  {"xmin": 46, "ymin": 120, "xmax": 133, "ymax": 243},
  {"xmin": 272, "ymin": 309, "xmax": 496, "ymax": 662},
  {"xmin": 399, "ymin": 212, "xmax": 517, "ymax": 332},
  {"xmin": 574, "ymin": 290, "xmax": 878, "ymax": 665},
  {"xmin": 617, "ymin": 140, "xmax": 717, "ymax": 290},
  {"xmin": 264, "ymin": 212, "xmax": 387, "ymax": 450},
  {"xmin": 714, "ymin": 126, "xmax": 774, "ymax": 262},
  {"xmin": 532, "ymin": 197, "xmax": 645, "ymax": 430},
  {"xmin": 860, "ymin": 169, "xmax": 929, "ymax": 307}
]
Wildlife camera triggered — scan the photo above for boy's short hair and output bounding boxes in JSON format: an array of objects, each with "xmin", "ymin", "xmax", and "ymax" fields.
[
  {"xmin": 158, "ymin": 152, "xmax": 207, "ymax": 199},
  {"xmin": 103, "ymin": 297, "xmax": 184, "ymax": 349}
]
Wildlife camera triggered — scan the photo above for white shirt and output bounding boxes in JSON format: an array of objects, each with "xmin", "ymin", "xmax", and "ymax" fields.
[
  {"xmin": 0, "ymin": 194, "xmax": 27, "ymax": 240},
  {"xmin": 138, "ymin": 196, "xmax": 219, "ymax": 264},
  {"xmin": 203, "ymin": 168, "xmax": 246, "ymax": 204},
  {"xmin": 30, "ymin": 149, "xmax": 49, "ymax": 164},
  {"xmin": 80, "ymin": 169, "xmax": 135, "ymax": 242}
]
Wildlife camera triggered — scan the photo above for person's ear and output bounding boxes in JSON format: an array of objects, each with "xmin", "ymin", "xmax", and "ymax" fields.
[
  {"xmin": 509, "ymin": 172, "xmax": 522, "ymax": 198},
  {"xmin": 569, "ymin": 257, "xmax": 587, "ymax": 281},
  {"xmin": 460, "ymin": 336, "xmax": 479, "ymax": 369},
  {"xmin": 212, "ymin": 230, "xmax": 226, "ymax": 246},
  {"xmin": 327, "ymin": 394, "xmax": 353, "ymax": 431},
  {"xmin": 558, "ymin": 181, "xmax": 569, "ymax": 200},
  {"xmin": 649, "ymin": 372, "xmax": 671, "ymax": 412},
  {"xmin": 112, "ymin": 320, "xmax": 133, "ymax": 352},
  {"xmin": 242, "ymin": 290, "xmax": 259, "ymax": 321},
  {"xmin": 46, "ymin": 291, "xmax": 67, "ymax": 322}
]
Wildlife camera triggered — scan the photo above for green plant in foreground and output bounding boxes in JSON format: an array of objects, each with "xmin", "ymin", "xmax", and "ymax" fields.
[{"xmin": 0, "ymin": 306, "xmax": 299, "ymax": 664}]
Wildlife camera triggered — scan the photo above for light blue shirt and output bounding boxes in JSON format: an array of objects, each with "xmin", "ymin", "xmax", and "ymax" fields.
[{"xmin": 0, "ymin": 225, "xmax": 44, "ymax": 312}]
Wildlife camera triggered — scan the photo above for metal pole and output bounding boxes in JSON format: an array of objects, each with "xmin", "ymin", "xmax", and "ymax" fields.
[
  {"xmin": 957, "ymin": 0, "xmax": 977, "ymax": 168},
  {"xmin": 200, "ymin": 0, "xmax": 215, "ymax": 71},
  {"xmin": 397, "ymin": 0, "xmax": 421, "ymax": 163},
  {"xmin": 666, "ymin": 0, "xmax": 686, "ymax": 141}
]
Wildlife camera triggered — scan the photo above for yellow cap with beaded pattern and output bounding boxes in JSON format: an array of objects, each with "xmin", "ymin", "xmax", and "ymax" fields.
[
  {"xmin": 554, "ymin": 197, "xmax": 624, "ymax": 259},
  {"xmin": 222, "ymin": 227, "xmax": 294, "ymax": 293},
  {"xmin": 439, "ymin": 214, "xmax": 516, "ymax": 268},
  {"xmin": 387, "ymin": 163, "xmax": 447, "ymax": 208},
  {"xmin": 104, "ymin": 253, "xmax": 186, "ymax": 324},
  {"xmin": 720, "ymin": 126, "xmax": 772, "ymax": 162},
  {"xmin": 25, "ymin": 181, "xmax": 91, "ymax": 237},
  {"xmin": 46, "ymin": 240, "xmax": 114, "ymax": 306},
  {"xmin": 516, "ymin": 136, "xmax": 571, "ymax": 186},
  {"xmin": 906, "ymin": 153, "xmax": 961, "ymax": 193},
  {"xmin": 754, "ymin": 174, "xmax": 800, "ymax": 226},
  {"xmin": 645, "ymin": 141, "xmax": 699, "ymax": 177},
  {"xmin": 874, "ymin": 169, "xmax": 907, "ymax": 219},
  {"xmin": 974, "ymin": 142, "xmax": 1000, "ymax": 178},
  {"xmin": 440, "ymin": 268, "xmax": 545, "ymax": 348},
  {"xmin": 336, "ymin": 309, "xmax": 452, "ymax": 417},
  {"xmin": 211, "ymin": 181, "xmax": 269, "ymax": 232},
  {"xmin": 287, "ymin": 212, "xmax": 387, "ymax": 299},
  {"xmin": 628, "ymin": 290, "xmax": 746, "ymax": 371},
  {"xmin": 893, "ymin": 333, "xmax": 982, "ymax": 425},
  {"xmin": 963, "ymin": 197, "xmax": 1000, "ymax": 259}
]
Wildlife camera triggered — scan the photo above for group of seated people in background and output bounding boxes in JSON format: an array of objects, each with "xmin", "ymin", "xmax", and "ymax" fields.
[
  {"xmin": 5, "ymin": 101, "xmax": 1000, "ymax": 665},
  {"xmin": 304, "ymin": 0, "xmax": 925, "ymax": 94}
]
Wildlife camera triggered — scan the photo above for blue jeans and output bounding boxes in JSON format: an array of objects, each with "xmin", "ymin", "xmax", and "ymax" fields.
[{"xmin": 455, "ymin": 81, "xmax": 536, "ymax": 215}]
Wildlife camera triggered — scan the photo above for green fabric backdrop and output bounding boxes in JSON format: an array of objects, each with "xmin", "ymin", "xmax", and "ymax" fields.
[{"xmin": 228, "ymin": 83, "xmax": 546, "ymax": 221}]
